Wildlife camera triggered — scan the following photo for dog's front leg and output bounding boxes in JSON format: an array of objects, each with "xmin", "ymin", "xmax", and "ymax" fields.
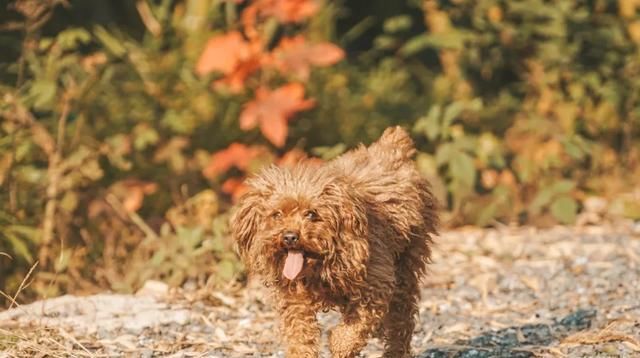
[
  {"xmin": 278, "ymin": 298, "xmax": 321, "ymax": 358},
  {"xmin": 328, "ymin": 303, "xmax": 387, "ymax": 358}
]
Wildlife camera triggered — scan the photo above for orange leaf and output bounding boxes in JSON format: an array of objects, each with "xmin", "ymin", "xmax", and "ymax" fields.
[
  {"xmin": 270, "ymin": 36, "xmax": 344, "ymax": 79},
  {"xmin": 239, "ymin": 83, "xmax": 315, "ymax": 147},
  {"xmin": 222, "ymin": 177, "xmax": 248, "ymax": 202},
  {"xmin": 202, "ymin": 143, "xmax": 267, "ymax": 179},
  {"xmin": 110, "ymin": 179, "xmax": 158, "ymax": 213},
  {"xmin": 265, "ymin": 0, "xmax": 319, "ymax": 23},
  {"xmin": 242, "ymin": 0, "xmax": 319, "ymax": 40},
  {"xmin": 213, "ymin": 56, "xmax": 262, "ymax": 93},
  {"xmin": 196, "ymin": 32, "xmax": 249, "ymax": 76},
  {"xmin": 197, "ymin": 31, "xmax": 264, "ymax": 92},
  {"xmin": 278, "ymin": 149, "xmax": 325, "ymax": 168}
]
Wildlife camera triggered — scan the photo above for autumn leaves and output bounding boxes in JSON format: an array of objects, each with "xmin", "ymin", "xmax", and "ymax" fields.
[
  {"xmin": 195, "ymin": 1, "xmax": 343, "ymax": 148},
  {"xmin": 195, "ymin": 0, "xmax": 343, "ymax": 199}
]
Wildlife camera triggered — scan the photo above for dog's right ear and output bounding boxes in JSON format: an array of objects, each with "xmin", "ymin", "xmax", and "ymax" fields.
[{"xmin": 230, "ymin": 189, "xmax": 264, "ymax": 262}]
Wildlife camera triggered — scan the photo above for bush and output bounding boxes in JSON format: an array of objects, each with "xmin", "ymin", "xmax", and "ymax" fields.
[{"xmin": 0, "ymin": 0, "xmax": 638, "ymax": 302}]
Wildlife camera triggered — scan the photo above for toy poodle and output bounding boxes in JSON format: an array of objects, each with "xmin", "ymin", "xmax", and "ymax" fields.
[{"xmin": 231, "ymin": 126, "xmax": 439, "ymax": 357}]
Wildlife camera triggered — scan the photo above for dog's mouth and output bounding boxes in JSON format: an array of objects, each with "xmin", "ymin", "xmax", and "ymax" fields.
[{"xmin": 281, "ymin": 249, "xmax": 324, "ymax": 281}]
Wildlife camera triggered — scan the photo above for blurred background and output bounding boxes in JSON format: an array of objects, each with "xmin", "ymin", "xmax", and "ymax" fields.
[{"xmin": 1, "ymin": 0, "xmax": 639, "ymax": 304}]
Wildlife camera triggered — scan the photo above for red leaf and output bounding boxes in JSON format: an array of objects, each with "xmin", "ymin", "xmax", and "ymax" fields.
[
  {"xmin": 213, "ymin": 56, "xmax": 262, "ymax": 93},
  {"xmin": 270, "ymin": 36, "xmax": 344, "ymax": 79},
  {"xmin": 202, "ymin": 143, "xmax": 267, "ymax": 179},
  {"xmin": 266, "ymin": 0, "xmax": 319, "ymax": 23},
  {"xmin": 278, "ymin": 148, "xmax": 324, "ymax": 167},
  {"xmin": 196, "ymin": 31, "xmax": 264, "ymax": 92},
  {"xmin": 196, "ymin": 32, "xmax": 249, "ymax": 76},
  {"xmin": 239, "ymin": 83, "xmax": 315, "ymax": 147},
  {"xmin": 242, "ymin": 0, "xmax": 319, "ymax": 40},
  {"xmin": 221, "ymin": 177, "xmax": 248, "ymax": 202}
]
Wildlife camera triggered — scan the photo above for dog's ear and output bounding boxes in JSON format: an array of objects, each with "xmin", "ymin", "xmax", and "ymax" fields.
[
  {"xmin": 320, "ymin": 181, "xmax": 369, "ymax": 291},
  {"xmin": 230, "ymin": 189, "xmax": 264, "ymax": 263}
]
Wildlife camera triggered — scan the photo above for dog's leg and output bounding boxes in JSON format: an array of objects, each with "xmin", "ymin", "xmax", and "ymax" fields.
[
  {"xmin": 381, "ymin": 242, "xmax": 428, "ymax": 357},
  {"xmin": 328, "ymin": 302, "xmax": 388, "ymax": 358},
  {"xmin": 279, "ymin": 298, "xmax": 321, "ymax": 358},
  {"xmin": 328, "ymin": 270, "xmax": 394, "ymax": 358}
]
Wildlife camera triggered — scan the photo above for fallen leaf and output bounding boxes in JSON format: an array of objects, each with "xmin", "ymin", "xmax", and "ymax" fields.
[
  {"xmin": 239, "ymin": 83, "xmax": 315, "ymax": 147},
  {"xmin": 269, "ymin": 35, "xmax": 344, "ymax": 79}
]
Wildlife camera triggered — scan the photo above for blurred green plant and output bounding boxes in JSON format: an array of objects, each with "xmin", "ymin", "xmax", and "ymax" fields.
[{"xmin": 0, "ymin": 0, "xmax": 639, "ymax": 303}]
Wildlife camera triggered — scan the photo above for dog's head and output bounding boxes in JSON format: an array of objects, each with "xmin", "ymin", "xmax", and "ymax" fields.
[{"xmin": 230, "ymin": 164, "xmax": 369, "ymax": 291}]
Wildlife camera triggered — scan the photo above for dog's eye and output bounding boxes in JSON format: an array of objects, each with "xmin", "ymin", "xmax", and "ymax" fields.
[
  {"xmin": 305, "ymin": 211, "xmax": 318, "ymax": 221},
  {"xmin": 271, "ymin": 211, "xmax": 283, "ymax": 220}
]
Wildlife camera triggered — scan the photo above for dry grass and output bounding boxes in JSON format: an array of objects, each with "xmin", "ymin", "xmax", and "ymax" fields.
[
  {"xmin": 0, "ymin": 324, "xmax": 100, "ymax": 358},
  {"xmin": 561, "ymin": 319, "xmax": 640, "ymax": 352}
]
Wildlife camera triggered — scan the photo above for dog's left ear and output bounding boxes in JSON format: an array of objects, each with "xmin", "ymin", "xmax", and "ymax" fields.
[
  {"xmin": 230, "ymin": 189, "xmax": 264, "ymax": 264},
  {"xmin": 320, "ymin": 180, "xmax": 370, "ymax": 291}
]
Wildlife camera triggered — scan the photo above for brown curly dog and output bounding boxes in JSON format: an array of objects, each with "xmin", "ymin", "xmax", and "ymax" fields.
[{"xmin": 231, "ymin": 126, "xmax": 439, "ymax": 358}]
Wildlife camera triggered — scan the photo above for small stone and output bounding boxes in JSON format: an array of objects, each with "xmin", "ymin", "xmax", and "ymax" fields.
[
  {"xmin": 140, "ymin": 348, "xmax": 154, "ymax": 358},
  {"xmin": 584, "ymin": 197, "xmax": 608, "ymax": 214},
  {"xmin": 136, "ymin": 280, "xmax": 169, "ymax": 297}
]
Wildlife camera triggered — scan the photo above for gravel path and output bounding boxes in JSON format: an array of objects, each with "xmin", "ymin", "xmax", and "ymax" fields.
[{"xmin": 1, "ymin": 224, "xmax": 639, "ymax": 357}]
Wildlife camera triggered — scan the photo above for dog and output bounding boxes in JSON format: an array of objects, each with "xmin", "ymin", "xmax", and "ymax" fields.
[{"xmin": 231, "ymin": 126, "xmax": 438, "ymax": 357}]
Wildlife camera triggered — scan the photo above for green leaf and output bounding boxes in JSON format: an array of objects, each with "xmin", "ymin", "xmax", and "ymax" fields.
[
  {"xmin": 435, "ymin": 143, "xmax": 454, "ymax": 166},
  {"xmin": 78, "ymin": 159, "xmax": 104, "ymax": 181},
  {"xmin": 176, "ymin": 226, "xmax": 204, "ymax": 247},
  {"xmin": 217, "ymin": 259, "xmax": 236, "ymax": 281},
  {"xmin": 399, "ymin": 31, "xmax": 469, "ymax": 56},
  {"xmin": 415, "ymin": 152, "xmax": 438, "ymax": 178},
  {"xmin": 60, "ymin": 191, "xmax": 78, "ymax": 213},
  {"xmin": 311, "ymin": 143, "xmax": 347, "ymax": 160},
  {"xmin": 15, "ymin": 165, "xmax": 45, "ymax": 184},
  {"xmin": 550, "ymin": 196, "xmax": 578, "ymax": 224},
  {"xmin": 413, "ymin": 105, "xmax": 441, "ymax": 141},
  {"xmin": 56, "ymin": 28, "xmax": 91, "ymax": 51},
  {"xmin": 549, "ymin": 180, "xmax": 576, "ymax": 195},
  {"xmin": 29, "ymin": 80, "xmax": 57, "ymax": 110},
  {"xmin": 150, "ymin": 248, "xmax": 167, "ymax": 267},
  {"xmin": 529, "ymin": 187, "xmax": 555, "ymax": 214},
  {"xmin": 209, "ymin": 236, "xmax": 226, "ymax": 253},
  {"xmin": 442, "ymin": 102, "xmax": 464, "ymax": 128},
  {"xmin": 383, "ymin": 15, "xmax": 412, "ymax": 33},
  {"xmin": 449, "ymin": 151, "xmax": 476, "ymax": 187},
  {"xmin": 54, "ymin": 248, "xmax": 72, "ymax": 272},
  {"xmin": 373, "ymin": 35, "xmax": 397, "ymax": 50},
  {"xmin": 133, "ymin": 125, "xmax": 160, "ymax": 150},
  {"xmin": 475, "ymin": 201, "xmax": 499, "ymax": 227},
  {"xmin": 7, "ymin": 225, "xmax": 41, "ymax": 243},
  {"xmin": 4, "ymin": 232, "xmax": 33, "ymax": 262},
  {"xmin": 94, "ymin": 26, "xmax": 126, "ymax": 57}
]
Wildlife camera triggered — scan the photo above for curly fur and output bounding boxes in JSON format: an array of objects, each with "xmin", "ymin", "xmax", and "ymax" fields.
[{"xmin": 231, "ymin": 126, "xmax": 439, "ymax": 358}]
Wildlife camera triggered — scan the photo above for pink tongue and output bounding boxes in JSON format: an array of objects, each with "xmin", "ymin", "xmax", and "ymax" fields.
[{"xmin": 283, "ymin": 250, "xmax": 304, "ymax": 280}]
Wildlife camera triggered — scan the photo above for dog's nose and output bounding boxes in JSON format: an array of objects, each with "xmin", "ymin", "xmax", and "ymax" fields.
[{"xmin": 282, "ymin": 231, "xmax": 299, "ymax": 246}]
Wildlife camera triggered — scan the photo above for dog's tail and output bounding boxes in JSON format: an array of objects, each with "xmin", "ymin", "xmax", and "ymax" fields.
[{"xmin": 373, "ymin": 126, "xmax": 416, "ymax": 161}]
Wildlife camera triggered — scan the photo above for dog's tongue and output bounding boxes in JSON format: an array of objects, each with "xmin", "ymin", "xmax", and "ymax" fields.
[{"xmin": 283, "ymin": 250, "xmax": 304, "ymax": 280}]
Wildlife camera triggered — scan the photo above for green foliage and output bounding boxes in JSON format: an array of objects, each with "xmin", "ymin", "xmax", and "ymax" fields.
[{"xmin": 1, "ymin": 0, "xmax": 639, "ymax": 301}]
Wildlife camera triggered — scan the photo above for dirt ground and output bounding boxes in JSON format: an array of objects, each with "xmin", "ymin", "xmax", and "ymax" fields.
[{"xmin": 1, "ymin": 223, "xmax": 640, "ymax": 357}]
